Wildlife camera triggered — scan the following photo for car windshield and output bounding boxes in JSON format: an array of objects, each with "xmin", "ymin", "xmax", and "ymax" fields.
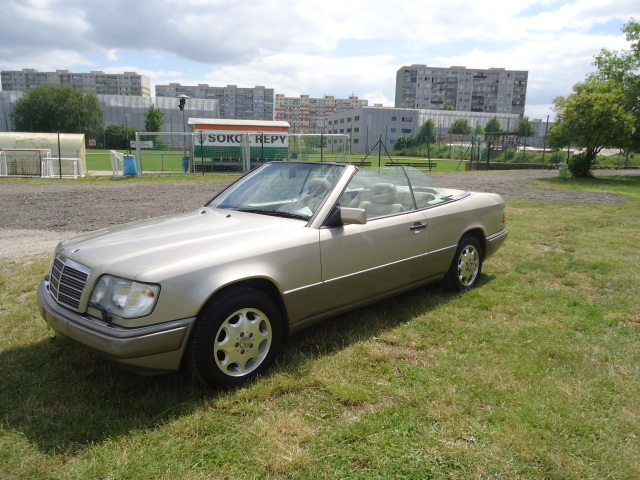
[{"xmin": 208, "ymin": 162, "xmax": 345, "ymax": 220}]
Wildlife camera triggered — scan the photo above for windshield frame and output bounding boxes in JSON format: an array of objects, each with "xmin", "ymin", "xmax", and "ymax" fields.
[{"xmin": 207, "ymin": 162, "xmax": 347, "ymax": 221}]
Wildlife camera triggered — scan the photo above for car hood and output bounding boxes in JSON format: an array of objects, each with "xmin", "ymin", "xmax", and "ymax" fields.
[{"xmin": 57, "ymin": 207, "xmax": 306, "ymax": 278}]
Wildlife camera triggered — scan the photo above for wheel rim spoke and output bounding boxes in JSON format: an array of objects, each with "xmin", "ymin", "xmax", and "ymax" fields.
[
  {"xmin": 458, "ymin": 246, "xmax": 479, "ymax": 286},
  {"xmin": 214, "ymin": 308, "xmax": 272, "ymax": 377}
]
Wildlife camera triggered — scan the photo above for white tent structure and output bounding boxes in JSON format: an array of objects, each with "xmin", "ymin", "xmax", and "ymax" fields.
[{"xmin": 0, "ymin": 132, "xmax": 86, "ymax": 177}]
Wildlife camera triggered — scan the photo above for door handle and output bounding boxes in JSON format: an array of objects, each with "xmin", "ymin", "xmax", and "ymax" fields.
[{"xmin": 410, "ymin": 222, "xmax": 427, "ymax": 231}]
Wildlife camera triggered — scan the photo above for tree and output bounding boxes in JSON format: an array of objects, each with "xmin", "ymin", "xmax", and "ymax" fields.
[
  {"xmin": 517, "ymin": 116, "xmax": 536, "ymax": 160},
  {"xmin": 10, "ymin": 84, "xmax": 103, "ymax": 138},
  {"xmin": 591, "ymin": 18, "xmax": 640, "ymax": 152},
  {"xmin": 449, "ymin": 118, "xmax": 471, "ymax": 135},
  {"xmin": 144, "ymin": 104, "xmax": 164, "ymax": 132},
  {"xmin": 518, "ymin": 116, "xmax": 535, "ymax": 138},
  {"xmin": 547, "ymin": 78, "xmax": 634, "ymax": 176},
  {"xmin": 403, "ymin": 135, "xmax": 415, "ymax": 149},
  {"xmin": 416, "ymin": 119, "xmax": 435, "ymax": 144},
  {"xmin": 104, "ymin": 124, "xmax": 140, "ymax": 150},
  {"xmin": 474, "ymin": 123, "xmax": 484, "ymax": 135},
  {"xmin": 485, "ymin": 117, "xmax": 502, "ymax": 133}
]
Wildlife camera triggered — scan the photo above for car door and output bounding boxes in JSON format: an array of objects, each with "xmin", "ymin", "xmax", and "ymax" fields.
[
  {"xmin": 317, "ymin": 167, "xmax": 434, "ymax": 313},
  {"xmin": 318, "ymin": 210, "xmax": 431, "ymax": 311}
]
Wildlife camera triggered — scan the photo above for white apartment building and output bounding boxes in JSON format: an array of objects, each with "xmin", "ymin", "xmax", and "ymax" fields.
[
  {"xmin": 328, "ymin": 106, "xmax": 522, "ymax": 153},
  {"xmin": 155, "ymin": 84, "xmax": 274, "ymax": 121},
  {"xmin": 395, "ymin": 65, "xmax": 527, "ymax": 116},
  {"xmin": 274, "ymin": 94, "xmax": 368, "ymax": 133},
  {"xmin": 0, "ymin": 69, "xmax": 151, "ymax": 96}
]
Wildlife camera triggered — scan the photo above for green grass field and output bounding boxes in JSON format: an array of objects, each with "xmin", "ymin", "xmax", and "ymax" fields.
[{"xmin": 1, "ymin": 175, "xmax": 638, "ymax": 479}]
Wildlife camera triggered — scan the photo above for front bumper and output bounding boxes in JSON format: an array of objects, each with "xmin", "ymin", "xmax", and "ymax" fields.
[{"xmin": 37, "ymin": 280, "xmax": 196, "ymax": 374}]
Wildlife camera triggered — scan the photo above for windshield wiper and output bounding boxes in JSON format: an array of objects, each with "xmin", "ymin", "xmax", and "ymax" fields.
[{"xmin": 236, "ymin": 208, "xmax": 309, "ymax": 221}]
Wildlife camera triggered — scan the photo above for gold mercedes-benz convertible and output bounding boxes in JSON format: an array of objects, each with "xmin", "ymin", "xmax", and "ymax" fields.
[{"xmin": 38, "ymin": 162, "xmax": 507, "ymax": 388}]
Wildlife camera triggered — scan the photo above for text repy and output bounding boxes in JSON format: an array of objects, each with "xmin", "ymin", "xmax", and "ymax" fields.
[{"xmin": 206, "ymin": 134, "xmax": 287, "ymax": 145}]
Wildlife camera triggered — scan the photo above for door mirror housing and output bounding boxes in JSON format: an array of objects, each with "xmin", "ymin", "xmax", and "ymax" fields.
[{"xmin": 324, "ymin": 207, "xmax": 367, "ymax": 227}]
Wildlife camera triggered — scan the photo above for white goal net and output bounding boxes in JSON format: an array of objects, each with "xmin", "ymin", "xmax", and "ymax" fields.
[{"xmin": 0, "ymin": 148, "xmax": 83, "ymax": 178}]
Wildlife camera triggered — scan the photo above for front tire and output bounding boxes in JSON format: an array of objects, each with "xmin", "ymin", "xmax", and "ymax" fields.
[
  {"xmin": 187, "ymin": 287, "xmax": 282, "ymax": 388},
  {"xmin": 444, "ymin": 235, "xmax": 483, "ymax": 291}
]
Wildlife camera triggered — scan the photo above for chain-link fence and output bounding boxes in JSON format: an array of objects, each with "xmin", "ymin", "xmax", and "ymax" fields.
[{"xmin": 134, "ymin": 132, "xmax": 350, "ymax": 174}]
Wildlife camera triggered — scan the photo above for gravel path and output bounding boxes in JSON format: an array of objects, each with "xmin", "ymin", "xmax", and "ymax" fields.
[{"xmin": 1, "ymin": 169, "xmax": 638, "ymax": 258}]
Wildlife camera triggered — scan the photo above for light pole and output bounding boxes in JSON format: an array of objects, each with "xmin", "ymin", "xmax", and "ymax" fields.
[
  {"xmin": 198, "ymin": 130, "xmax": 205, "ymax": 176},
  {"xmin": 177, "ymin": 94, "xmax": 190, "ymax": 172},
  {"xmin": 177, "ymin": 94, "xmax": 190, "ymax": 146}
]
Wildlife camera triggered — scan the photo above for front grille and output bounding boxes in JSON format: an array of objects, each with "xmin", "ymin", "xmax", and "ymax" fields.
[{"xmin": 50, "ymin": 256, "xmax": 90, "ymax": 311}]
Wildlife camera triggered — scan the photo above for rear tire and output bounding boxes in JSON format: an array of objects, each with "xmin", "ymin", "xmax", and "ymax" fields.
[
  {"xmin": 444, "ymin": 235, "xmax": 483, "ymax": 291},
  {"xmin": 187, "ymin": 287, "xmax": 282, "ymax": 388}
]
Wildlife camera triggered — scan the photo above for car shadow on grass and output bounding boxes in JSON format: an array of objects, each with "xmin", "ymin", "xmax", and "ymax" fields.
[
  {"xmin": 0, "ymin": 276, "xmax": 493, "ymax": 454},
  {"xmin": 0, "ymin": 333, "xmax": 211, "ymax": 454},
  {"xmin": 272, "ymin": 277, "xmax": 494, "ymax": 375}
]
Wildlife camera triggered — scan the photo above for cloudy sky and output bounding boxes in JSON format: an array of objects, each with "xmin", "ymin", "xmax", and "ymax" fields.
[{"xmin": 1, "ymin": 0, "xmax": 638, "ymax": 120}]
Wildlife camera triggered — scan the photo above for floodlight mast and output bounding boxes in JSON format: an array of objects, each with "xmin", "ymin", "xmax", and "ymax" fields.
[{"xmin": 176, "ymin": 94, "xmax": 190, "ymax": 156}]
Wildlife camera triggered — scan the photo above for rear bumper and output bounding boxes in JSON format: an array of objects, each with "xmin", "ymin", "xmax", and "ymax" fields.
[
  {"xmin": 485, "ymin": 228, "xmax": 508, "ymax": 258},
  {"xmin": 37, "ymin": 280, "xmax": 196, "ymax": 374}
]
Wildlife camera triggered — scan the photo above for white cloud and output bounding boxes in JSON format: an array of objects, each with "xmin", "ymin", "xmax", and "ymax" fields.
[
  {"xmin": 1, "ymin": 0, "xmax": 639, "ymax": 119},
  {"xmin": 200, "ymin": 53, "xmax": 396, "ymax": 97}
]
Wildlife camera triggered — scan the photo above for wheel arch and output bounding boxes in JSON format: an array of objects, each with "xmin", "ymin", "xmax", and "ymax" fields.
[
  {"xmin": 198, "ymin": 278, "xmax": 290, "ymax": 336},
  {"xmin": 461, "ymin": 228, "xmax": 487, "ymax": 259}
]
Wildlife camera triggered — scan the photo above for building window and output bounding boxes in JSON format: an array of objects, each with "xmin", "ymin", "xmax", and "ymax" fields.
[
  {"xmin": 402, "ymin": 117, "xmax": 412, "ymax": 122},
  {"xmin": 390, "ymin": 128, "xmax": 396, "ymax": 133},
  {"xmin": 391, "ymin": 116, "xmax": 397, "ymax": 121}
]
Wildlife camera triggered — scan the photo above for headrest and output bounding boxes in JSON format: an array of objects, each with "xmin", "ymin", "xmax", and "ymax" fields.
[
  {"xmin": 306, "ymin": 178, "xmax": 331, "ymax": 195},
  {"xmin": 370, "ymin": 183, "xmax": 397, "ymax": 203}
]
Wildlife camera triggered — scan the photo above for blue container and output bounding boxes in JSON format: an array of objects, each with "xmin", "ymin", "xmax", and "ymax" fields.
[
  {"xmin": 182, "ymin": 155, "xmax": 190, "ymax": 173},
  {"xmin": 123, "ymin": 155, "xmax": 138, "ymax": 176}
]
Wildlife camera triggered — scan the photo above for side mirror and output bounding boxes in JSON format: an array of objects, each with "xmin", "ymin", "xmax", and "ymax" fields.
[{"xmin": 324, "ymin": 207, "xmax": 367, "ymax": 227}]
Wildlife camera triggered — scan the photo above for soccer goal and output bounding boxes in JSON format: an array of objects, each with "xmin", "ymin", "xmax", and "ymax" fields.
[
  {"xmin": 110, "ymin": 150, "xmax": 124, "ymax": 176},
  {"xmin": 0, "ymin": 149, "xmax": 49, "ymax": 177},
  {"xmin": 134, "ymin": 132, "xmax": 195, "ymax": 174},
  {"xmin": 288, "ymin": 134, "xmax": 350, "ymax": 163},
  {"xmin": 0, "ymin": 148, "xmax": 83, "ymax": 178}
]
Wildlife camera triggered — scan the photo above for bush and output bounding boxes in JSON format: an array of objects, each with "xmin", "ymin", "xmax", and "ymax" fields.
[
  {"xmin": 568, "ymin": 152, "xmax": 593, "ymax": 178},
  {"xmin": 549, "ymin": 150, "xmax": 566, "ymax": 165}
]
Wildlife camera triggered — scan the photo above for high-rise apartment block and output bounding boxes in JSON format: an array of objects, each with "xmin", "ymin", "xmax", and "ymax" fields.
[
  {"xmin": 395, "ymin": 65, "xmax": 527, "ymax": 116},
  {"xmin": 155, "ymin": 84, "xmax": 274, "ymax": 121},
  {"xmin": 274, "ymin": 94, "xmax": 368, "ymax": 133},
  {"xmin": 0, "ymin": 69, "xmax": 151, "ymax": 96}
]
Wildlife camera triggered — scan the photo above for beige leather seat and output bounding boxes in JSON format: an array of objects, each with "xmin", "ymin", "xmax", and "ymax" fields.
[
  {"xmin": 296, "ymin": 178, "xmax": 331, "ymax": 212},
  {"xmin": 358, "ymin": 183, "xmax": 405, "ymax": 218}
]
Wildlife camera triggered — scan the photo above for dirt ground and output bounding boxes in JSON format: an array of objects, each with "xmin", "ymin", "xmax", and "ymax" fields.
[{"xmin": 1, "ymin": 169, "xmax": 638, "ymax": 258}]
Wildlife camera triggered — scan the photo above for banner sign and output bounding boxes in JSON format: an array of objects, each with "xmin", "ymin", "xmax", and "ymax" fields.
[
  {"xmin": 201, "ymin": 131, "xmax": 288, "ymax": 148},
  {"xmin": 130, "ymin": 140, "xmax": 154, "ymax": 149}
]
